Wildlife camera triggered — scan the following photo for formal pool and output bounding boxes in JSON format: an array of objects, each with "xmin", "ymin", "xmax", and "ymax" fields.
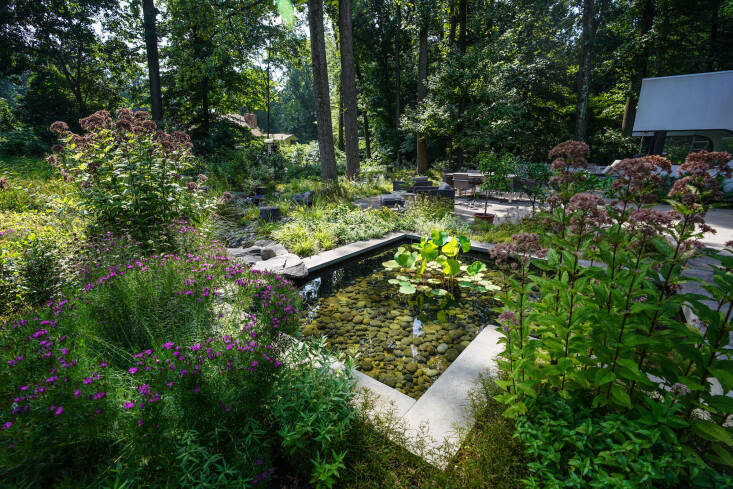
[{"xmin": 298, "ymin": 242, "xmax": 501, "ymax": 399}]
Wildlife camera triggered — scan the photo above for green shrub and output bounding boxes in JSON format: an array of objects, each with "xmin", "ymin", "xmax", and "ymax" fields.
[
  {"xmin": 0, "ymin": 212, "xmax": 76, "ymax": 317},
  {"xmin": 517, "ymin": 394, "xmax": 731, "ymax": 488},
  {"xmin": 50, "ymin": 109, "xmax": 211, "ymax": 244},
  {"xmin": 493, "ymin": 143, "xmax": 733, "ymax": 484},
  {"xmin": 270, "ymin": 337, "xmax": 355, "ymax": 489}
]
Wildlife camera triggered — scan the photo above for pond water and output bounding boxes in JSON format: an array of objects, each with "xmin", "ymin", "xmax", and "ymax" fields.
[{"xmin": 298, "ymin": 242, "xmax": 502, "ymax": 399}]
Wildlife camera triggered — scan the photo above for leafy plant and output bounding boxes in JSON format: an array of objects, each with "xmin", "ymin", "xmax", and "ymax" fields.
[
  {"xmin": 383, "ymin": 231, "xmax": 498, "ymax": 318},
  {"xmin": 270, "ymin": 337, "xmax": 355, "ymax": 489},
  {"xmin": 493, "ymin": 142, "xmax": 733, "ymax": 484},
  {"xmin": 50, "ymin": 109, "xmax": 211, "ymax": 245}
]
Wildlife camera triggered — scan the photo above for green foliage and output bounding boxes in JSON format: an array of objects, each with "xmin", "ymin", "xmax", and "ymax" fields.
[
  {"xmin": 52, "ymin": 109, "xmax": 212, "ymax": 243},
  {"xmin": 517, "ymin": 393, "xmax": 731, "ymax": 488},
  {"xmin": 270, "ymin": 337, "xmax": 355, "ymax": 489},
  {"xmin": 494, "ymin": 143, "xmax": 733, "ymax": 485},
  {"xmin": 383, "ymin": 231, "xmax": 498, "ymax": 316}
]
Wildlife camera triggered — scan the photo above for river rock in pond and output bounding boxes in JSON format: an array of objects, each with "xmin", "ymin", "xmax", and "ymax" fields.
[
  {"xmin": 445, "ymin": 348, "xmax": 459, "ymax": 362},
  {"xmin": 437, "ymin": 343, "xmax": 449, "ymax": 354},
  {"xmin": 359, "ymin": 359, "xmax": 373, "ymax": 371},
  {"xmin": 406, "ymin": 362, "xmax": 418, "ymax": 373}
]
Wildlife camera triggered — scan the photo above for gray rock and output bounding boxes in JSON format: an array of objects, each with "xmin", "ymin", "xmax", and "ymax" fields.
[
  {"xmin": 252, "ymin": 253, "xmax": 307, "ymax": 280},
  {"xmin": 259, "ymin": 206, "xmax": 281, "ymax": 222},
  {"xmin": 293, "ymin": 190, "xmax": 315, "ymax": 205},
  {"xmin": 254, "ymin": 239, "xmax": 276, "ymax": 248},
  {"xmin": 261, "ymin": 244, "xmax": 288, "ymax": 260},
  {"xmin": 437, "ymin": 343, "xmax": 449, "ymax": 354}
]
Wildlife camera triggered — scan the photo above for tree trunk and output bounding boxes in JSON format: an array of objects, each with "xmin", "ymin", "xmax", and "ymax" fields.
[
  {"xmin": 339, "ymin": 0, "xmax": 360, "ymax": 178},
  {"xmin": 621, "ymin": 0, "xmax": 654, "ymax": 137},
  {"xmin": 142, "ymin": 0, "xmax": 162, "ymax": 124},
  {"xmin": 456, "ymin": 0, "xmax": 467, "ymax": 169},
  {"xmin": 308, "ymin": 0, "xmax": 338, "ymax": 181},
  {"xmin": 338, "ymin": 83, "xmax": 344, "ymax": 150},
  {"xmin": 416, "ymin": 21, "xmax": 429, "ymax": 174},
  {"xmin": 707, "ymin": 0, "xmax": 720, "ymax": 71},
  {"xmin": 356, "ymin": 62, "xmax": 371, "ymax": 159},
  {"xmin": 458, "ymin": 0, "xmax": 467, "ymax": 53},
  {"xmin": 363, "ymin": 109, "xmax": 371, "ymax": 159},
  {"xmin": 395, "ymin": 3, "xmax": 402, "ymax": 130},
  {"xmin": 575, "ymin": 0, "xmax": 594, "ymax": 142},
  {"xmin": 266, "ymin": 49, "xmax": 271, "ymax": 138},
  {"xmin": 202, "ymin": 76, "xmax": 209, "ymax": 135}
]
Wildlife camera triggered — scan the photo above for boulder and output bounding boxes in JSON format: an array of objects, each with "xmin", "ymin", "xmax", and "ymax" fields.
[
  {"xmin": 293, "ymin": 190, "xmax": 315, "ymax": 206},
  {"xmin": 254, "ymin": 239, "xmax": 276, "ymax": 247},
  {"xmin": 261, "ymin": 244, "xmax": 288, "ymax": 260},
  {"xmin": 258, "ymin": 206, "xmax": 281, "ymax": 222},
  {"xmin": 252, "ymin": 253, "xmax": 307, "ymax": 280}
]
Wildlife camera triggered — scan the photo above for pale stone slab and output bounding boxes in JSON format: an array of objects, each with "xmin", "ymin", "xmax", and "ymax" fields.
[
  {"xmin": 399, "ymin": 325, "xmax": 503, "ymax": 467},
  {"xmin": 302, "ymin": 232, "xmax": 406, "ymax": 272},
  {"xmin": 354, "ymin": 371, "xmax": 416, "ymax": 418}
]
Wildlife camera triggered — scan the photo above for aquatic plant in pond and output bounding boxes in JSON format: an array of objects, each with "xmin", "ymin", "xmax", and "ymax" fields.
[{"xmin": 382, "ymin": 231, "xmax": 499, "ymax": 320}]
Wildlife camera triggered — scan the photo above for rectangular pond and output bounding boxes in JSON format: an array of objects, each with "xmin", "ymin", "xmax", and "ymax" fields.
[{"xmin": 298, "ymin": 241, "xmax": 502, "ymax": 399}]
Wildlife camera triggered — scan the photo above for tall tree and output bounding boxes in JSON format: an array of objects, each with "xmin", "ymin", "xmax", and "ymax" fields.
[
  {"xmin": 142, "ymin": 0, "xmax": 162, "ymax": 124},
  {"xmin": 621, "ymin": 0, "xmax": 655, "ymax": 136},
  {"xmin": 339, "ymin": 0, "xmax": 361, "ymax": 178},
  {"xmin": 416, "ymin": 9, "xmax": 429, "ymax": 174},
  {"xmin": 575, "ymin": 0, "xmax": 595, "ymax": 141},
  {"xmin": 456, "ymin": 0, "xmax": 468, "ymax": 168},
  {"xmin": 308, "ymin": 0, "xmax": 338, "ymax": 180}
]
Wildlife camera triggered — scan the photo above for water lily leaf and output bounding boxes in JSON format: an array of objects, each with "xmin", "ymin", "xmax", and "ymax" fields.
[
  {"xmin": 431, "ymin": 288, "xmax": 448, "ymax": 296},
  {"xmin": 442, "ymin": 258, "xmax": 460, "ymax": 276},
  {"xmin": 457, "ymin": 235, "xmax": 471, "ymax": 253},
  {"xmin": 398, "ymin": 283, "xmax": 417, "ymax": 295},
  {"xmin": 421, "ymin": 242, "xmax": 439, "ymax": 262},
  {"xmin": 435, "ymin": 255, "xmax": 447, "ymax": 265},
  {"xmin": 430, "ymin": 230, "xmax": 450, "ymax": 246},
  {"xmin": 442, "ymin": 238, "xmax": 460, "ymax": 258},
  {"xmin": 427, "ymin": 278, "xmax": 442, "ymax": 284},
  {"xmin": 417, "ymin": 285, "xmax": 432, "ymax": 292},
  {"xmin": 395, "ymin": 250, "xmax": 418, "ymax": 268},
  {"xmin": 466, "ymin": 261, "xmax": 486, "ymax": 276},
  {"xmin": 387, "ymin": 279, "xmax": 400, "ymax": 285},
  {"xmin": 382, "ymin": 260, "xmax": 399, "ymax": 269},
  {"xmin": 479, "ymin": 280, "xmax": 500, "ymax": 290},
  {"xmin": 458, "ymin": 281, "xmax": 473, "ymax": 288}
]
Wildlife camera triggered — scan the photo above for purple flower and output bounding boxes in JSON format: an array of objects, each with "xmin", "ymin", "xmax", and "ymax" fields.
[
  {"xmin": 129, "ymin": 367, "xmax": 138, "ymax": 374},
  {"xmin": 162, "ymin": 341, "xmax": 174, "ymax": 350},
  {"xmin": 54, "ymin": 406, "xmax": 64, "ymax": 416},
  {"xmin": 2, "ymin": 421, "xmax": 13, "ymax": 430},
  {"xmin": 123, "ymin": 401, "xmax": 135, "ymax": 409},
  {"xmin": 74, "ymin": 389, "xmax": 81, "ymax": 398}
]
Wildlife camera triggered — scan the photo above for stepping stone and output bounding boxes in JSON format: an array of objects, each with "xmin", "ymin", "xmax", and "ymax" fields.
[{"xmin": 253, "ymin": 253, "xmax": 307, "ymax": 280}]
